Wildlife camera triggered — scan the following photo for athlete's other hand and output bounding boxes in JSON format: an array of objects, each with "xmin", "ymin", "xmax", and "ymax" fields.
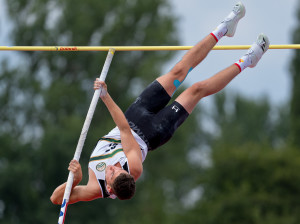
[
  {"xmin": 94, "ymin": 78, "xmax": 107, "ymax": 98},
  {"xmin": 68, "ymin": 160, "xmax": 82, "ymax": 184}
]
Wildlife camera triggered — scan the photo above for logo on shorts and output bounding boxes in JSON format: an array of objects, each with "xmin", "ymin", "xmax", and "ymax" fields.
[
  {"xmin": 96, "ymin": 162, "xmax": 106, "ymax": 172},
  {"xmin": 172, "ymin": 105, "xmax": 180, "ymax": 112}
]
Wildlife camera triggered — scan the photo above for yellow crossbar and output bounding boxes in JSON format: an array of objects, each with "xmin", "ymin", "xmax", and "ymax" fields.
[{"xmin": 0, "ymin": 45, "xmax": 299, "ymax": 51}]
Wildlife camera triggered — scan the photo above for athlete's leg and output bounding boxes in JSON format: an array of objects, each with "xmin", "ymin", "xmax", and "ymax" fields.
[
  {"xmin": 156, "ymin": 35, "xmax": 217, "ymax": 96},
  {"xmin": 175, "ymin": 64, "xmax": 240, "ymax": 113},
  {"xmin": 157, "ymin": 2, "xmax": 246, "ymax": 96},
  {"xmin": 176, "ymin": 33, "xmax": 270, "ymax": 114}
]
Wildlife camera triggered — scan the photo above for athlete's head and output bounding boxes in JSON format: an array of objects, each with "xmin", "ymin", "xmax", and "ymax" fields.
[{"xmin": 105, "ymin": 165, "xmax": 136, "ymax": 200}]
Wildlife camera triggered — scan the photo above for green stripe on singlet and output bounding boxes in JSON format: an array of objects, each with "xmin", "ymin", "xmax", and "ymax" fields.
[
  {"xmin": 99, "ymin": 137, "xmax": 121, "ymax": 143},
  {"xmin": 89, "ymin": 148, "xmax": 123, "ymax": 162}
]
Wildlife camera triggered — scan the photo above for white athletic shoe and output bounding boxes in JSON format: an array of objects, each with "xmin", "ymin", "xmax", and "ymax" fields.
[
  {"xmin": 247, "ymin": 33, "xmax": 270, "ymax": 68},
  {"xmin": 222, "ymin": 2, "xmax": 246, "ymax": 37}
]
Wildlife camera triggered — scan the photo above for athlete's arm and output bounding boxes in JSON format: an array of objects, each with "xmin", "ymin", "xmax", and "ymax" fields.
[
  {"xmin": 94, "ymin": 79, "xmax": 143, "ymax": 180},
  {"xmin": 50, "ymin": 160, "xmax": 101, "ymax": 204}
]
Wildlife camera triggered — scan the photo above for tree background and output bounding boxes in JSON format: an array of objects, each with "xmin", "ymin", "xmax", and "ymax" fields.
[{"xmin": 0, "ymin": 0, "xmax": 300, "ymax": 223}]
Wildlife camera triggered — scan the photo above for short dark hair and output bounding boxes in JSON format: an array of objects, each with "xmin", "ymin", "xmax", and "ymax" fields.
[{"xmin": 112, "ymin": 173, "xmax": 136, "ymax": 200}]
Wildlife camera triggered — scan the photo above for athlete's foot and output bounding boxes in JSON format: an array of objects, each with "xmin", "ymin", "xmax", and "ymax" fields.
[
  {"xmin": 211, "ymin": 2, "xmax": 245, "ymax": 42},
  {"xmin": 234, "ymin": 33, "xmax": 270, "ymax": 72},
  {"xmin": 246, "ymin": 33, "xmax": 270, "ymax": 68},
  {"xmin": 222, "ymin": 1, "xmax": 246, "ymax": 37}
]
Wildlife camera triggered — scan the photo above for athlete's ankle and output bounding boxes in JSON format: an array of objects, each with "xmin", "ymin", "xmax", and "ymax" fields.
[
  {"xmin": 210, "ymin": 23, "xmax": 228, "ymax": 42},
  {"xmin": 234, "ymin": 55, "xmax": 251, "ymax": 72}
]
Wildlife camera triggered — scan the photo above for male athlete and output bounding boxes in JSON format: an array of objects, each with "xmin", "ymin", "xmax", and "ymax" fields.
[{"xmin": 51, "ymin": 2, "xmax": 270, "ymax": 203}]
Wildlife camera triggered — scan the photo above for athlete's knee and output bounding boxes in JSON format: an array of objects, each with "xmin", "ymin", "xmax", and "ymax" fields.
[
  {"xmin": 190, "ymin": 81, "xmax": 209, "ymax": 98},
  {"xmin": 169, "ymin": 62, "xmax": 193, "ymax": 91},
  {"xmin": 169, "ymin": 62, "xmax": 186, "ymax": 77}
]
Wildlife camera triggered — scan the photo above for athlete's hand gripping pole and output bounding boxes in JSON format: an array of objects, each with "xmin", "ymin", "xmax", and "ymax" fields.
[{"xmin": 57, "ymin": 48, "xmax": 115, "ymax": 224}]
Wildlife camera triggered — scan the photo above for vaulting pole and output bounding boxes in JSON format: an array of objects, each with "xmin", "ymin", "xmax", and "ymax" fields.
[{"xmin": 57, "ymin": 48, "xmax": 115, "ymax": 224}]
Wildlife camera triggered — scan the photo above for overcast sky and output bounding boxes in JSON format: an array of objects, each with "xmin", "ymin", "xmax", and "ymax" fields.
[{"xmin": 164, "ymin": 0, "xmax": 299, "ymax": 107}]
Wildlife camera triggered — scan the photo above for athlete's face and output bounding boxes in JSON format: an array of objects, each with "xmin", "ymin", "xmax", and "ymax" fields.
[{"xmin": 105, "ymin": 165, "xmax": 127, "ymax": 187}]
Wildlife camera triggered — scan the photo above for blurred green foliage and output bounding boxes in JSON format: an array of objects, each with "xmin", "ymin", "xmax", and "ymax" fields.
[
  {"xmin": 0, "ymin": 0, "xmax": 200, "ymax": 223},
  {"xmin": 0, "ymin": 0, "xmax": 300, "ymax": 224},
  {"xmin": 290, "ymin": 1, "xmax": 300, "ymax": 148}
]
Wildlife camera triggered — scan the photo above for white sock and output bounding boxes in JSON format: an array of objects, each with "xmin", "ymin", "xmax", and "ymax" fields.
[
  {"xmin": 211, "ymin": 23, "xmax": 228, "ymax": 42},
  {"xmin": 234, "ymin": 55, "xmax": 251, "ymax": 72}
]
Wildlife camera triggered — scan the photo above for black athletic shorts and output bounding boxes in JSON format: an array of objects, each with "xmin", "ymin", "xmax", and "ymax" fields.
[{"xmin": 125, "ymin": 80, "xmax": 189, "ymax": 151}]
